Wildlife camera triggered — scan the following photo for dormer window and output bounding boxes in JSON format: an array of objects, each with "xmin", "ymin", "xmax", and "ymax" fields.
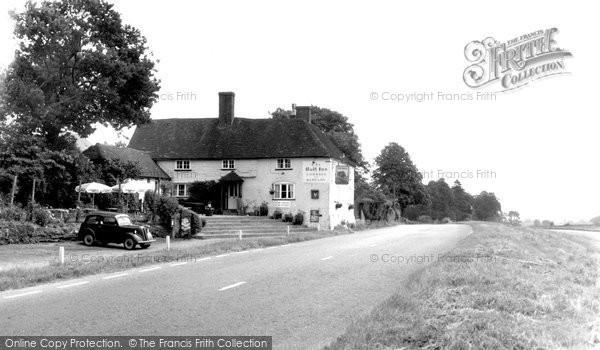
[
  {"xmin": 222, "ymin": 160, "xmax": 235, "ymax": 169},
  {"xmin": 276, "ymin": 158, "xmax": 291, "ymax": 170},
  {"xmin": 176, "ymin": 160, "xmax": 190, "ymax": 170}
]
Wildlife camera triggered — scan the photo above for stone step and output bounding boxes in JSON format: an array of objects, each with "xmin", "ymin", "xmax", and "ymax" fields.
[
  {"xmin": 204, "ymin": 215, "xmax": 269, "ymax": 220},
  {"xmin": 201, "ymin": 226, "xmax": 313, "ymax": 234},
  {"xmin": 196, "ymin": 229, "xmax": 318, "ymax": 239},
  {"xmin": 205, "ymin": 221, "xmax": 293, "ymax": 227}
]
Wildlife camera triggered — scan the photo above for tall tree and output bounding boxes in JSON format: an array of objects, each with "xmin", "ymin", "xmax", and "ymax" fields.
[
  {"xmin": 507, "ymin": 211, "xmax": 521, "ymax": 226},
  {"xmin": 451, "ymin": 180, "xmax": 473, "ymax": 221},
  {"xmin": 426, "ymin": 179, "xmax": 454, "ymax": 220},
  {"xmin": 472, "ymin": 191, "xmax": 502, "ymax": 221},
  {"xmin": 372, "ymin": 142, "xmax": 427, "ymax": 211},
  {"xmin": 272, "ymin": 106, "xmax": 367, "ymax": 170},
  {"xmin": 1, "ymin": 0, "xmax": 160, "ymax": 150}
]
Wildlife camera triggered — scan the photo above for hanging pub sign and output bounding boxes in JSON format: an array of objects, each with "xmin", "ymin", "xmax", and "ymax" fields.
[
  {"xmin": 335, "ymin": 165, "xmax": 350, "ymax": 185},
  {"xmin": 303, "ymin": 161, "xmax": 329, "ymax": 183}
]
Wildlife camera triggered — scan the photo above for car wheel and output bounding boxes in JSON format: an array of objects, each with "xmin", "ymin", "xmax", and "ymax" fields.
[
  {"xmin": 140, "ymin": 244, "xmax": 150, "ymax": 249},
  {"xmin": 83, "ymin": 234, "xmax": 94, "ymax": 246},
  {"xmin": 123, "ymin": 238, "xmax": 136, "ymax": 250}
]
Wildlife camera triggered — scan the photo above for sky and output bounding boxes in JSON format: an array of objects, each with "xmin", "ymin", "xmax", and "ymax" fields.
[{"xmin": 1, "ymin": 0, "xmax": 598, "ymax": 223}]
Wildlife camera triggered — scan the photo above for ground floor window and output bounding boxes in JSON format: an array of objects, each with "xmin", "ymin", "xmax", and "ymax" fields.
[
  {"xmin": 175, "ymin": 184, "xmax": 187, "ymax": 197},
  {"xmin": 273, "ymin": 182, "xmax": 295, "ymax": 199}
]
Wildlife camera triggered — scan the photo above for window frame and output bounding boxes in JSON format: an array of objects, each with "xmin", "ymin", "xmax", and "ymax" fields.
[
  {"xmin": 175, "ymin": 160, "xmax": 191, "ymax": 171},
  {"xmin": 273, "ymin": 182, "xmax": 295, "ymax": 200},
  {"xmin": 175, "ymin": 184, "xmax": 187, "ymax": 197},
  {"xmin": 222, "ymin": 160, "xmax": 235, "ymax": 169},
  {"xmin": 276, "ymin": 158, "xmax": 292, "ymax": 170}
]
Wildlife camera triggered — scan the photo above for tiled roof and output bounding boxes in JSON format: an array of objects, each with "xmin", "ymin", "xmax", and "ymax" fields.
[
  {"xmin": 127, "ymin": 118, "xmax": 344, "ymax": 160},
  {"xmin": 83, "ymin": 143, "xmax": 171, "ymax": 180}
]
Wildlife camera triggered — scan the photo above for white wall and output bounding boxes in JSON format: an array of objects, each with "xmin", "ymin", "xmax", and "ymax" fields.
[{"xmin": 157, "ymin": 157, "xmax": 355, "ymax": 229}]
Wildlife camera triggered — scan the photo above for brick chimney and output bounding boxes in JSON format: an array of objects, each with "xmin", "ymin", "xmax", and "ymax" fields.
[
  {"xmin": 218, "ymin": 92, "xmax": 235, "ymax": 126},
  {"xmin": 295, "ymin": 106, "xmax": 311, "ymax": 123}
]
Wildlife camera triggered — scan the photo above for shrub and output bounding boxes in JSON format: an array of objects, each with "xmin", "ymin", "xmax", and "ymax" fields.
[
  {"xmin": 188, "ymin": 180, "xmax": 220, "ymax": 205},
  {"xmin": 0, "ymin": 220, "xmax": 78, "ymax": 245},
  {"xmin": 32, "ymin": 207, "xmax": 53, "ymax": 227},
  {"xmin": 0, "ymin": 204, "xmax": 27, "ymax": 221},
  {"xmin": 293, "ymin": 211, "xmax": 304, "ymax": 225},
  {"xmin": 156, "ymin": 196, "xmax": 180, "ymax": 227},
  {"xmin": 273, "ymin": 210, "xmax": 282, "ymax": 220},
  {"xmin": 441, "ymin": 217, "xmax": 452, "ymax": 224},
  {"xmin": 283, "ymin": 213, "xmax": 294, "ymax": 222},
  {"xmin": 417, "ymin": 215, "xmax": 433, "ymax": 224}
]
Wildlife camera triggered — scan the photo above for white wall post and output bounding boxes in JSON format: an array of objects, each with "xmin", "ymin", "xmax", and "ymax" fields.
[
  {"xmin": 166, "ymin": 236, "xmax": 171, "ymax": 251},
  {"xmin": 239, "ymin": 230, "xmax": 243, "ymax": 240},
  {"xmin": 59, "ymin": 246, "xmax": 65, "ymax": 264},
  {"xmin": 317, "ymin": 223, "xmax": 320, "ymax": 232},
  {"xmin": 287, "ymin": 226, "xmax": 290, "ymax": 236}
]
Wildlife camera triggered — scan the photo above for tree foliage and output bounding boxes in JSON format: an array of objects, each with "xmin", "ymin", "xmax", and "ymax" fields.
[
  {"xmin": 372, "ymin": 142, "xmax": 427, "ymax": 211},
  {"xmin": 506, "ymin": 211, "xmax": 521, "ymax": 226},
  {"xmin": 426, "ymin": 179, "xmax": 454, "ymax": 220},
  {"xmin": 272, "ymin": 105, "xmax": 367, "ymax": 170},
  {"xmin": 472, "ymin": 191, "xmax": 502, "ymax": 221},
  {"xmin": 1, "ymin": 0, "xmax": 160, "ymax": 150},
  {"xmin": 451, "ymin": 180, "xmax": 473, "ymax": 221}
]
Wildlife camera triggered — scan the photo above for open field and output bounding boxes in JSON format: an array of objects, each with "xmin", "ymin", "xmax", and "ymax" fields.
[
  {"xmin": 551, "ymin": 225, "xmax": 600, "ymax": 233},
  {"xmin": 327, "ymin": 222, "xmax": 600, "ymax": 349}
]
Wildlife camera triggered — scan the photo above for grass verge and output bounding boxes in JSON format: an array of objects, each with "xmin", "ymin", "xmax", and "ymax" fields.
[
  {"xmin": 326, "ymin": 222, "xmax": 600, "ymax": 350},
  {"xmin": 0, "ymin": 230, "xmax": 349, "ymax": 292}
]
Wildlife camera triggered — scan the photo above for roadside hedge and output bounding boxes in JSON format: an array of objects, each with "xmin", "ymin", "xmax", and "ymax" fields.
[{"xmin": 0, "ymin": 220, "xmax": 78, "ymax": 245}]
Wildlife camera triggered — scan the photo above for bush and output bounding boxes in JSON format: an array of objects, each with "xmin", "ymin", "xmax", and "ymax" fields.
[
  {"xmin": 417, "ymin": 215, "xmax": 433, "ymax": 224},
  {"xmin": 0, "ymin": 220, "xmax": 78, "ymax": 245},
  {"xmin": 32, "ymin": 207, "xmax": 53, "ymax": 227},
  {"xmin": 0, "ymin": 204, "xmax": 27, "ymax": 221},
  {"xmin": 441, "ymin": 217, "xmax": 452, "ymax": 224},
  {"xmin": 273, "ymin": 210, "xmax": 282, "ymax": 220},
  {"xmin": 293, "ymin": 211, "xmax": 304, "ymax": 225},
  {"xmin": 156, "ymin": 196, "xmax": 180, "ymax": 227},
  {"xmin": 188, "ymin": 180, "xmax": 220, "ymax": 206},
  {"xmin": 283, "ymin": 213, "xmax": 294, "ymax": 223}
]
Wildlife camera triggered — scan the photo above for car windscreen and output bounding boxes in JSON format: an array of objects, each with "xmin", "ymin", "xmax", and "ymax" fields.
[{"xmin": 116, "ymin": 216, "xmax": 132, "ymax": 226}]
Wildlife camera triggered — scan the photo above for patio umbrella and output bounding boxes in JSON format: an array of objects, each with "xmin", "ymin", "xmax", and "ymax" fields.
[
  {"xmin": 75, "ymin": 182, "xmax": 112, "ymax": 194},
  {"xmin": 75, "ymin": 182, "xmax": 112, "ymax": 206},
  {"xmin": 110, "ymin": 179, "xmax": 154, "ymax": 194}
]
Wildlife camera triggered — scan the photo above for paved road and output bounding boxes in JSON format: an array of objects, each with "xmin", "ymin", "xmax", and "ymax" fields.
[{"xmin": 0, "ymin": 224, "xmax": 471, "ymax": 349}]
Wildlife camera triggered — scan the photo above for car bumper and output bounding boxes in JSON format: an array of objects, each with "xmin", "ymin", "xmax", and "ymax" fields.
[{"xmin": 137, "ymin": 239, "xmax": 156, "ymax": 244}]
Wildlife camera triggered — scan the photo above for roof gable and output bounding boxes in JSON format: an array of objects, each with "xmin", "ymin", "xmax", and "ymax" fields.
[
  {"xmin": 83, "ymin": 144, "xmax": 171, "ymax": 179},
  {"xmin": 128, "ymin": 118, "xmax": 344, "ymax": 160}
]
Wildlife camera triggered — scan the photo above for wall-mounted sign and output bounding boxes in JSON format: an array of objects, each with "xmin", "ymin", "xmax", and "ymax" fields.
[
  {"xmin": 310, "ymin": 210, "xmax": 320, "ymax": 222},
  {"xmin": 275, "ymin": 201, "xmax": 291, "ymax": 208},
  {"xmin": 311, "ymin": 190, "xmax": 319, "ymax": 199},
  {"xmin": 335, "ymin": 165, "xmax": 350, "ymax": 185},
  {"xmin": 303, "ymin": 161, "xmax": 329, "ymax": 183}
]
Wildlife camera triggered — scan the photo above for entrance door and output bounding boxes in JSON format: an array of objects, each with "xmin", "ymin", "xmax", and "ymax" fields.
[{"xmin": 226, "ymin": 183, "xmax": 240, "ymax": 210}]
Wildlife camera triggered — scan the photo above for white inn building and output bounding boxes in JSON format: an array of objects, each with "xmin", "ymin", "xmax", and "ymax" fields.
[{"xmin": 127, "ymin": 92, "xmax": 355, "ymax": 229}]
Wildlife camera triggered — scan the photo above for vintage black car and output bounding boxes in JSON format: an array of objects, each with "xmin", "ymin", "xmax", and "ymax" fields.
[{"xmin": 77, "ymin": 212, "xmax": 155, "ymax": 250}]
